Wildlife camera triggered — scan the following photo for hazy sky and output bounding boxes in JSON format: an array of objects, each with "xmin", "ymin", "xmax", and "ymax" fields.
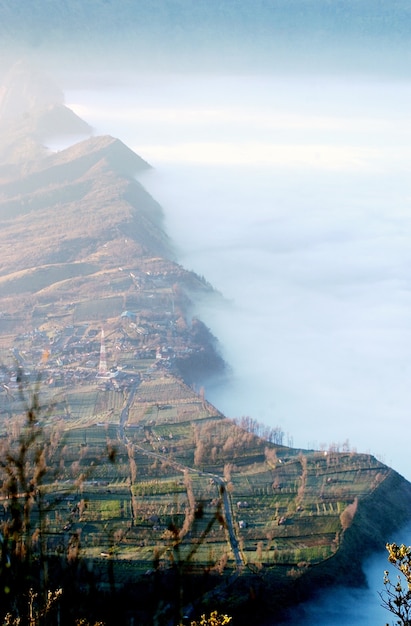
[{"xmin": 2, "ymin": 1, "xmax": 411, "ymax": 78}]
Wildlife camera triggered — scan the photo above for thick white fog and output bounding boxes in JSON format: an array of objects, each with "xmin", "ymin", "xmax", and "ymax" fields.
[{"xmin": 67, "ymin": 73, "xmax": 411, "ymax": 481}]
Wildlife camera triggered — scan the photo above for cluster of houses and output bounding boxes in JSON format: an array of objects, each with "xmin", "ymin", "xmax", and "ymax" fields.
[{"xmin": 0, "ymin": 300, "xmax": 209, "ymax": 407}]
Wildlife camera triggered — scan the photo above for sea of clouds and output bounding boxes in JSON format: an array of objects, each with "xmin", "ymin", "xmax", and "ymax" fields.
[{"xmin": 67, "ymin": 73, "xmax": 411, "ymax": 482}]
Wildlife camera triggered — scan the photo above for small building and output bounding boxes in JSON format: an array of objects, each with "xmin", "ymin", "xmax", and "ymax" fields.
[{"xmin": 120, "ymin": 311, "xmax": 136, "ymax": 319}]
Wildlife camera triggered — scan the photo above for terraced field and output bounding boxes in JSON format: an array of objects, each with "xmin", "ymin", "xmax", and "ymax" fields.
[{"xmin": 7, "ymin": 368, "xmax": 391, "ymax": 584}]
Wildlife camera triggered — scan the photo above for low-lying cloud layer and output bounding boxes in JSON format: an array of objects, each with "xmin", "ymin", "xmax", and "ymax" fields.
[{"xmin": 67, "ymin": 73, "xmax": 411, "ymax": 480}]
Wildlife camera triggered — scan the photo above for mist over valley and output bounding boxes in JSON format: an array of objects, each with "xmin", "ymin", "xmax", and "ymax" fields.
[{"xmin": 64, "ymin": 73, "xmax": 411, "ymax": 482}]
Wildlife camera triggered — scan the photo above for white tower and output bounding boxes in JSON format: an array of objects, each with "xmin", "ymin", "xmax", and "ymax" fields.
[{"xmin": 98, "ymin": 328, "xmax": 108, "ymax": 377}]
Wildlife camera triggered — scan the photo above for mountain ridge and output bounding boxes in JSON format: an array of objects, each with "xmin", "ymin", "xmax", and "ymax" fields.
[{"xmin": 0, "ymin": 70, "xmax": 409, "ymax": 625}]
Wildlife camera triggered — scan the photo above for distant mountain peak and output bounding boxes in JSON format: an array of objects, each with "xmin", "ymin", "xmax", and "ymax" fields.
[
  {"xmin": 49, "ymin": 134, "xmax": 151, "ymax": 176},
  {"xmin": 0, "ymin": 61, "xmax": 92, "ymax": 162},
  {"xmin": 0, "ymin": 59, "xmax": 64, "ymax": 122}
]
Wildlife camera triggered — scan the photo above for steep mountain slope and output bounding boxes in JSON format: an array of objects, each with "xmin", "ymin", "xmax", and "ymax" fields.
[{"xmin": 0, "ymin": 122, "xmax": 177, "ymax": 293}]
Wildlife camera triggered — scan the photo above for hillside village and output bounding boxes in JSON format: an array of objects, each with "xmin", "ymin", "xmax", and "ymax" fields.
[{"xmin": 0, "ymin": 263, "xmax": 223, "ymax": 401}]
